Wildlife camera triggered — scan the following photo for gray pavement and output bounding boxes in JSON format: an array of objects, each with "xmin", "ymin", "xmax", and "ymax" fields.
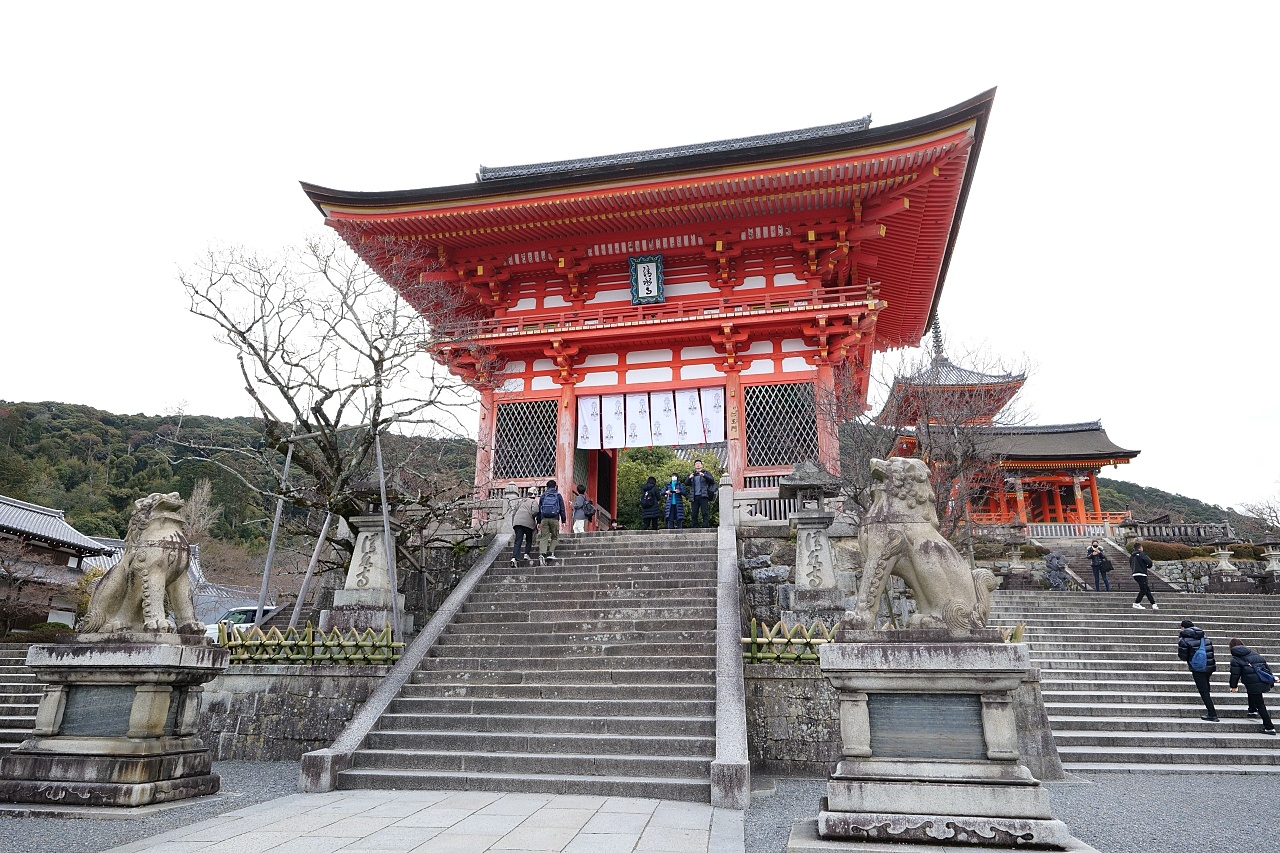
[{"xmin": 101, "ymin": 789, "xmax": 744, "ymax": 853}]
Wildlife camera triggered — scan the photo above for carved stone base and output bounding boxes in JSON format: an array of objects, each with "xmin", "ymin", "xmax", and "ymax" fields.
[
  {"xmin": 0, "ymin": 639, "xmax": 227, "ymax": 808},
  {"xmin": 319, "ymin": 588, "xmax": 410, "ymax": 634},
  {"xmin": 788, "ymin": 814, "xmax": 1100, "ymax": 845}
]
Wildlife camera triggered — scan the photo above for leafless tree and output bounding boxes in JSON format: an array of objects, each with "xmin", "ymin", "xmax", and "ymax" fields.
[
  {"xmin": 0, "ymin": 539, "xmax": 43, "ymax": 635},
  {"xmin": 835, "ymin": 332, "xmax": 1032, "ymax": 540},
  {"xmin": 1241, "ymin": 488, "xmax": 1280, "ymax": 533},
  {"xmin": 176, "ymin": 235, "xmax": 481, "ymax": 568},
  {"xmin": 182, "ymin": 477, "xmax": 222, "ymax": 543}
]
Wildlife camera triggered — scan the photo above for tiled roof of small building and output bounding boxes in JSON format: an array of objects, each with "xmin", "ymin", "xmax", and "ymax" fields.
[
  {"xmin": 476, "ymin": 116, "xmax": 873, "ymax": 182},
  {"xmin": 0, "ymin": 495, "xmax": 114, "ymax": 555},
  {"xmin": 976, "ymin": 422, "xmax": 1140, "ymax": 461},
  {"xmin": 901, "ymin": 355, "xmax": 1025, "ymax": 387}
]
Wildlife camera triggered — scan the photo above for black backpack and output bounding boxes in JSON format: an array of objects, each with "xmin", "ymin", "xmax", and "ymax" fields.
[
  {"xmin": 583, "ymin": 499, "xmax": 596, "ymax": 519},
  {"xmin": 538, "ymin": 492, "xmax": 561, "ymax": 518},
  {"xmin": 640, "ymin": 487, "xmax": 657, "ymax": 509}
]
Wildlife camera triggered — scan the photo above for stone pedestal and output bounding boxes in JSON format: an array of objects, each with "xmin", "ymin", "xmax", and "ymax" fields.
[
  {"xmin": 0, "ymin": 635, "xmax": 228, "ymax": 807},
  {"xmin": 793, "ymin": 635, "xmax": 1080, "ymax": 850},
  {"xmin": 319, "ymin": 516, "xmax": 411, "ymax": 634}
]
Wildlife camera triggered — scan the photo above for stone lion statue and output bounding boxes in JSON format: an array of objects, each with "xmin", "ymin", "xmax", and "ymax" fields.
[
  {"xmin": 81, "ymin": 492, "xmax": 204, "ymax": 635},
  {"xmin": 846, "ymin": 457, "xmax": 999, "ymax": 632}
]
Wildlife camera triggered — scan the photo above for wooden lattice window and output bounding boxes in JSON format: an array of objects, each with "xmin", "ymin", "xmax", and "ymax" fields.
[
  {"xmin": 492, "ymin": 400, "xmax": 558, "ymax": 479},
  {"xmin": 744, "ymin": 382, "xmax": 819, "ymax": 467}
]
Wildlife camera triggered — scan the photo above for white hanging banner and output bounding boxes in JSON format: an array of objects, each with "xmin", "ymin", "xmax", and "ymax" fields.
[
  {"xmin": 674, "ymin": 388, "xmax": 705, "ymax": 445},
  {"xmin": 649, "ymin": 390, "xmax": 678, "ymax": 447},
  {"xmin": 576, "ymin": 395, "xmax": 601, "ymax": 449},
  {"xmin": 700, "ymin": 386, "xmax": 726, "ymax": 443},
  {"xmin": 625, "ymin": 393, "xmax": 652, "ymax": 446},
  {"xmin": 601, "ymin": 394, "xmax": 626, "ymax": 449}
]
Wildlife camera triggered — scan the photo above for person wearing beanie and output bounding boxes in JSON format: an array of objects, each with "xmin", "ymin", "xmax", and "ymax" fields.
[
  {"xmin": 1176, "ymin": 619, "xmax": 1219, "ymax": 721},
  {"xmin": 1228, "ymin": 637, "xmax": 1276, "ymax": 735}
]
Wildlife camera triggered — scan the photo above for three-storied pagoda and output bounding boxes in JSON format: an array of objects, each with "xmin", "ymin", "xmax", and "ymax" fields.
[{"xmin": 302, "ymin": 91, "xmax": 996, "ymax": 518}]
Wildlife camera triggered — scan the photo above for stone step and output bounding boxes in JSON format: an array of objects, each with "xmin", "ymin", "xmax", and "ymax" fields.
[
  {"xmin": 1040, "ymin": 689, "xmax": 1258, "ymax": 705},
  {"xmin": 424, "ymin": 655, "xmax": 716, "ymax": 672},
  {"xmin": 1060, "ymin": 762, "xmax": 1280, "ymax": 775},
  {"xmin": 387, "ymin": 696, "xmax": 715, "ymax": 718},
  {"xmin": 410, "ymin": 668, "xmax": 714, "ymax": 686},
  {"xmin": 467, "ymin": 588, "xmax": 715, "ymax": 605},
  {"xmin": 1038, "ymin": 668, "xmax": 1253, "ymax": 681},
  {"xmin": 452, "ymin": 607, "xmax": 717, "ymax": 624},
  {"xmin": 0, "ymin": 713, "xmax": 37, "ymax": 727},
  {"xmin": 1045, "ymin": 700, "xmax": 1255, "ymax": 716},
  {"xmin": 374, "ymin": 712, "xmax": 715, "ymax": 738},
  {"xmin": 362, "ymin": 729, "xmax": 714, "ymax": 757},
  {"xmin": 398, "ymin": 682, "xmax": 714, "ymax": 701},
  {"xmin": 1055, "ymin": 744, "xmax": 1280, "ymax": 765},
  {"xmin": 349, "ymin": 747, "xmax": 711, "ymax": 778},
  {"xmin": 1038, "ymin": 679, "xmax": 1260, "ymax": 694},
  {"xmin": 424, "ymin": 641, "xmax": 712, "ymax": 659},
  {"xmin": 334, "ymin": 767, "xmax": 711, "ymax": 801},
  {"xmin": 433, "ymin": 629, "xmax": 714, "ymax": 647},
  {"xmin": 1052, "ymin": 730, "xmax": 1280, "ymax": 750},
  {"xmin": 477, "ymin": 576, "xmax": 715, "ymax": 594},
  {"xmin": 1048, "ymin": 715, "xmax": 1275, "ymax": 732},
  {"xmin": 492, "ymin": 551, "xmax": 718, "ymax": 565}
]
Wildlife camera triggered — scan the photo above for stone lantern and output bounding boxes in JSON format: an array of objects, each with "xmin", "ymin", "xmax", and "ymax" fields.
[
  {"xmin": 1207, "ymin": 536, "xmax": 1252, "ymax": 594},
  {"xmin": 1256, "ymin": 535, "xmax": 1280, "ymax": 590},
  {"xmin": 1005, "ymin": 521, "xmax": 1029, "ymax": 571},
  {"xmin": 1208, "ymin": 537, "xmax": 1240, "ymax": 576},
  {"xmin": 778, "ymin": 461, "xmax": 841, "ymax": 590}
]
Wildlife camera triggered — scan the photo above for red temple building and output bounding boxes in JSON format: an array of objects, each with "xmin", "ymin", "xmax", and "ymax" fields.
[
  {"xmin": 882, "ymin": 343, "xmax": 1139, "ymax": 527},
  {"xmin": 302, "ymin": 91, "xmax": 996, "ymax": 518}
]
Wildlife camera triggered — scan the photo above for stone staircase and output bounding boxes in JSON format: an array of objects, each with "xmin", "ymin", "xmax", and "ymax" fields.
[
  {"xmin": 335, "ymin": 530, "xmax": 719, "ymax": 800},
  {"xmin": 991, "ymin": 590, "xmax": 1280, "ymax": 773},
  {"xmin": 0, "ymin": 643, "xmax": 39, "ymax": 756},
  {"xmin": 1031, "ymin": 537, "xmax": 1177, "ymax": 594}
]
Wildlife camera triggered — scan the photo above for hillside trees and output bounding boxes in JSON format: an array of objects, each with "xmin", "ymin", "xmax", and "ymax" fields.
[{"xmin": 178, "ymin": 235, "xmax": 478, "ymax": 572}]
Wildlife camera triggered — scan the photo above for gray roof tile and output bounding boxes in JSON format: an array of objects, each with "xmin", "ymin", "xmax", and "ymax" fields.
[{"xmin": 0, "ymin": 495, "xmax": 114, "ymax": 555}]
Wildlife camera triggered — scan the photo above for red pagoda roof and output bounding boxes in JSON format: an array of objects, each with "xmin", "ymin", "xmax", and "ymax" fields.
[{"xmin": 302, "ymin": 90, "xmax": 995, "ymax": 351}]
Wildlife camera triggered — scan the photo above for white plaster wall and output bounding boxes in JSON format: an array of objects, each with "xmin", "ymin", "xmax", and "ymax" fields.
[
  {"xmin": 531, "ymin": 376, "xmax": 558, "ymax": 391},
  {"xmin": 681, "ymin": 345, "xmax": 717, "ymax": 360},
  {"xmin": 782, "ymin": 357, "xmax": 815, "ymax": 373},
  {"xmin": 578, "ymin": 371, "xmax": 620, "ymax": 387},
  {"xmin": 582, "ymin": 353, "xmax": 620, "ymax": 367},
  {"xmin": 587, "ymin": 288, "xmax": 632, "ymax": 304},
  {"xmin": 742, "ymin": 359, "xmax": 775, "ymax": 376},
  {"xmin": 681, "ymin": 363, "xmax": 725, "ymax": 379},
  {"xmin": 625, "ymin": 367, "xmax": 674, "ymax": 384},
  {"xmin": 626, "ymin": 348, "xmax": 673, "ymax": 364},
  {"xmin": 736, "ymin": 275, "xmax": 767, "ymax": 290}
]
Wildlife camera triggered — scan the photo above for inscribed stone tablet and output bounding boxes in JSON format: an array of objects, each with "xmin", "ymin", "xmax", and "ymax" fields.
[
  {"xmin": 867, "ymin": 693, "xmax": 985, "ymax": 760},
  {"xmin": 59, "ymin": 685, "xmax": 135, "ymax": 737}
]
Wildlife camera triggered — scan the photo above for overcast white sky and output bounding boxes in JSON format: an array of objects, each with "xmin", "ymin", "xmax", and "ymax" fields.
[{"xmin": 2, "ymin": 2, "xmax": 1276, "ymax": 511}]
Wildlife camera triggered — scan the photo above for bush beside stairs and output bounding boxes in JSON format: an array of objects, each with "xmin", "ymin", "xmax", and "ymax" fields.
[
  {"xmin": 991, "ymin": 590, "xmax": 1280, "ymax": 773},
  {"xmin": 334, "ymin": 530, "xmax": 720, "ymax": 800}
]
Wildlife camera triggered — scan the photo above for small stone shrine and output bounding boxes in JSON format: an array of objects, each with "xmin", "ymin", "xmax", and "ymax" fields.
[
  {"xmin": 786, "ymin": 460, "xmax": 1094, "ymax": 852},
  {"xmin": 0, "ymin": 492, "xmax": 229, "ymax": 807},
  {"xmin": 319, "ymin": 515, "xmax": 410, "ymax": 634}
]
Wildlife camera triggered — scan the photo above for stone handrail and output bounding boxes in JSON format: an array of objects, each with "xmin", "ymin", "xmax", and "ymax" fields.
[
  {"xmin": 1120, "ymin": 522, "xmax": 1231, "ymax": 543},
  {"xmin": 711, "ymin": 482, "xmax": 750, "ymax": 809},
  {"xmin": 299, "ymin": 533, "xmax": 508, "ymax": 793}
]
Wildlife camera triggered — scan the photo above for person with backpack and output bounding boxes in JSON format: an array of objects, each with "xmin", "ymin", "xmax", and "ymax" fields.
[
  {"xmin": 1130, "ymin": 542, "xmax": 1158, "ymax": 609},
  {"xmin": 571, "ymin": 483, "xmax": 593, "ymax": 534},
  {"xmin": 1228, "ymin": 637, "xmax": 1276, "ymax": 735},
  {"xmin": 1087, "ymin": 540, "xmax": 1112, "ymax": 592},
  {"xmin": 535, "ymin": 480, "xmax": 566, "ymax": 565},
  {"xmin": 639, "ymin": 476, "xmax": 661, "ymax": 531},
  {"xmin": 1177, "ymin": 619, "xmax": 1219, "ymax": 721}
]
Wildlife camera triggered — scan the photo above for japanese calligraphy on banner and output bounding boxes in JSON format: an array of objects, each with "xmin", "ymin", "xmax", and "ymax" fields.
[
  {"xmin": 576, "ymin": 395, "xmax": 601, "ymax": 449},
  {"xmin": 575, "ymin": 387, "xmax": 727, "ymax": 449},
  {"xmin": 673, "ymin": 389, "xmax": 705, "ymax": 445},
  {"xmin": 649, "ymin": 391, "xmax": 678, "ymax": 446},
  {"xmin": 601, "ymin": 394, "xmax": 626, "ymax": 449},
  {"xmin": 624, "ymin": 393, "xmax": 651, "ymax": 447},
  {"xmin": 700, "ymin": 387, "xmax": 726, "ymax": 443}
]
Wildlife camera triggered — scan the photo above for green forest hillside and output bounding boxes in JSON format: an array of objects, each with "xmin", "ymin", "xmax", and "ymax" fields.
[{"xmin": 1097, "ymin": 477, "xmax": 1265, "ymax": 536}]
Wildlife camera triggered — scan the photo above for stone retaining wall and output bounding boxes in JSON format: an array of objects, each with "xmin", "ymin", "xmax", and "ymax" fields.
[
  {"xmin": 197, "ymin": 665, "xmax": 388, "ymax": 760},
  {"xmin": 745, "ymin": 663, "xmax": 1065, "ymax": 781}
]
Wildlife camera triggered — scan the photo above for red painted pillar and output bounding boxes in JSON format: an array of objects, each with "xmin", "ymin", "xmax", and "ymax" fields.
[
  {"xmin": 814, "ymin": 363, "xmax": 841, "ymax": 478},
  {"xmin": 1089, "ymin": 471, "xmax": 1102, "ymax": 516},
  {"xmin": 1011, "ymin": 478, "xmax": 1027, "ymax": 525},
  {"xmin": 725, "ymin": 371, "xmax": 746, "ymax": 491},
  {"xmin": 1073, "ymin": 476, "xmax": 1087, "ymax": 523},
  {"xmin": 555, "ymin": 382, "xmax": 577, "ymax": 495},
  {"xmin": 474, "ymin": 387, "xmax": 496, "ymax": 497}
]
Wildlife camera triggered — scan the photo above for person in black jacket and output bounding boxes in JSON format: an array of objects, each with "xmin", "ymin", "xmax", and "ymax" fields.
[
  {"xmin": 1228, "ymin": 638, "xmax": 1276, "ymax": 735},
  {"xmin": 639, "ymin": 477, "xmax": 661, "ymax": 531},
  {"xmin": 1129, "ymin": 543, "xmax": 1157, "ymax": 609},
  {"xmin": 1177, "ymin": 619, "xmax": 1219, "ymax": 721},
  {"xmin": 685, "ymin": 459, "xmax": 717, "ymax": 528},
  {"xmin": 1086, "ymin": 540, "xmax": 1111, "ymax": 592}
]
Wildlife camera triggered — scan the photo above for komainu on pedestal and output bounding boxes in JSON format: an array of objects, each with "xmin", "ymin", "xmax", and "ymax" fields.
[{"xmin": 0, "ymin": 492, "xmax": 230, "ymax": 808}]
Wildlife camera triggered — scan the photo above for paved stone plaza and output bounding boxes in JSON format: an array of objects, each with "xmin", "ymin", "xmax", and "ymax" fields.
[{"xmin": 103, "ymin": 789, "xmax": 744, "ymax": 853}]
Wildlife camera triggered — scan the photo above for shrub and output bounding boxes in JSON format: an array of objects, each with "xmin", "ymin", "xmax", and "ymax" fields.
[
  {"xmin": 1139, "ymin": 541, "xmax": 1193, "ymax": 561},
  {"xmin": 1021, "ymin": 544, "xmax": 1049, "ymax": 559},
  {"xmin": 1230, "ymin": 544, "xmax": 1257, "ymax": 560}
]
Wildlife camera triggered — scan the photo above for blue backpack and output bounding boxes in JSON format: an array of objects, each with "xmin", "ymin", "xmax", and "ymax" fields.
[
  {"xmin": 1190, "ymin": 638, "xmax": 1208, "ymax": 672},
  {"xmin": 1245, "ymin": 659, "xmax": 1275, "ymax": 691},
  {"xmin": 538, "ymin": 491, "xmax": 561, "ymax": 519}
]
